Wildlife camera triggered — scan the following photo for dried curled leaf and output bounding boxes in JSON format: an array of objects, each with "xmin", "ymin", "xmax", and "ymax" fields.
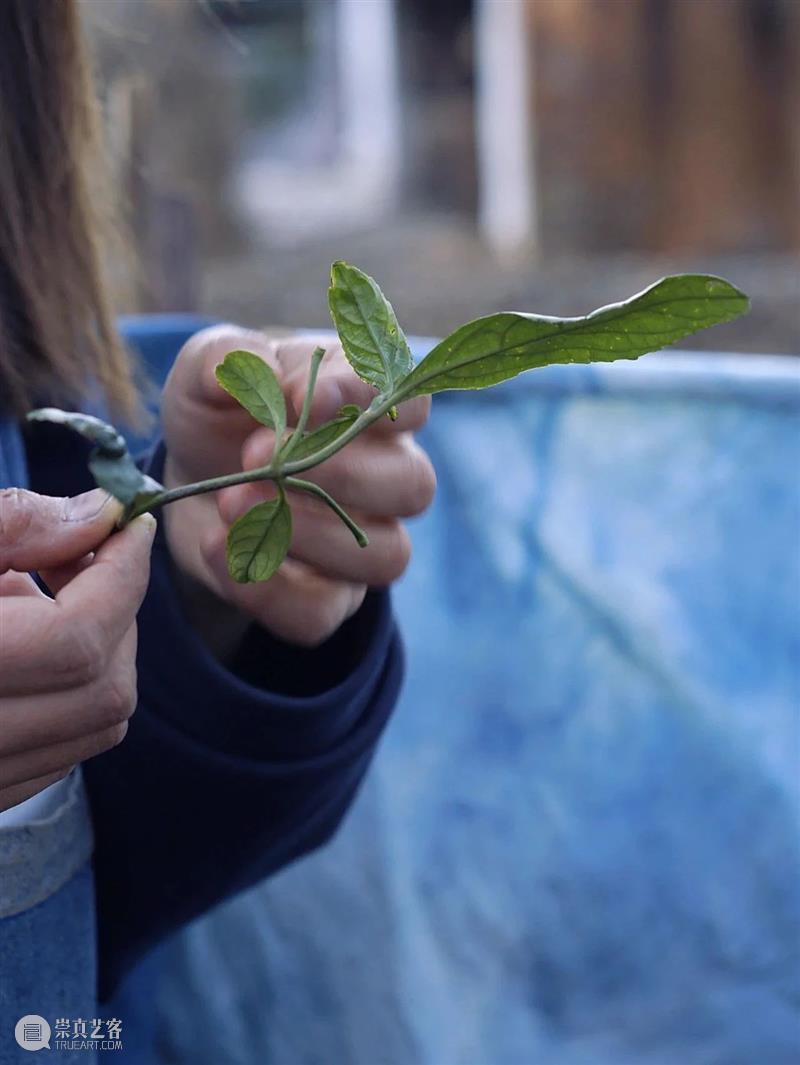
[{"xmin": 26, "ymin": 408, "xmax": 163, "ymax": 507}]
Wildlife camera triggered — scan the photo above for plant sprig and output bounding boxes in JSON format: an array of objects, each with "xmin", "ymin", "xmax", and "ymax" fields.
[{"xmin": 28, "ymin": 263, "xmax": 749, "ymax": 583}]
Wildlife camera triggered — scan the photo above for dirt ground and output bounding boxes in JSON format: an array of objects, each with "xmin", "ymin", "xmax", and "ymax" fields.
[{"xmin": 202, "ymin": 213, "xmax": 799, "ymax": 355}]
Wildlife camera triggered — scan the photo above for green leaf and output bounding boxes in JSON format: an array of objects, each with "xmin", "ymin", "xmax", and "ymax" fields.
[
  {"xmin": 26, "ymin": 408, "xmax": 164, "ymax": 506},
  {"xmin": 287, "ymin": 411, "xmax": 359, "ymax": 462},
  {"xmin": 337, "ymin": 404, "xmax": 362, "ymax": 419},
  {"xmin": 226, "ymin": 491, "xmax": 292, "ymax": 583},
  {"xmin": 400, "ymin": 275, "xmax": 750, "ymax": 397},
  {"xmin": 328, "ymin": 261, "xmax": 414, "ymax": 394},
  {"xmin": 215, "ymin": 350, "xmax": 286, "ymax": 440}
]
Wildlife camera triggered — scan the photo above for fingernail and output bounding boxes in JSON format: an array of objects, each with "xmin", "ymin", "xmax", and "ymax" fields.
[
  {"xmin": 134, "ymin": 513, "xmax": 157, "ymax": 538},
  {"xmin": 64, "ymin": 489, "xmax": 119, "ymax": 523}
]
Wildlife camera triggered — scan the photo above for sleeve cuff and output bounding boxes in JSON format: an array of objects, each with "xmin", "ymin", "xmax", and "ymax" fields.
[{"xmin": 135, "ymin": 444, "xmax": 401, "ymax": 763}]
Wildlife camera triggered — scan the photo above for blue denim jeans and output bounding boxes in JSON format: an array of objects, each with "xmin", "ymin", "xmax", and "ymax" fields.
[{"xmin": 0, "ymin": 773, "xmax": 97, "ymax": 1064}]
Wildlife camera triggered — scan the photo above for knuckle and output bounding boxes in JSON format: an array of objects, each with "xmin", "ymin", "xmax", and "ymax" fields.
[
  {"xmin": 295, "ymin": 597, "xmax": 345, "ymax": 648},
  {"xmin": 409, "ymin": 394, "xmax": 432, "ymax": 427},
  {"xmin": 295, "ymin": 625, "xmax": 330, "ymax": 649},
  {"xmin": 175, "ymin": 324, "xmax": 278, "ymax": 399},
  {"xmin": 332, "ymin": 455, "xmax": 358, "ymax": 502},
  {"xmin": 107, "ymin": 720, "xmax": 130, "ymax": 749},
  {"xmin": 404, "ymin": 449, "xmax": 437, "ymax": 514},
  {"xmin": 382, "ymin": 525, "xmax": 412, "ymax": 582},
  {"xmin": 191, "ymin": 324, "xmax": 259, "ymax": 361},
  {"xmin": 349, "ymin": 583, "xmax": 368, "ymax": 616},
  {"xmin": 305, "ymin": 610, "xmax": 338, "ymax": 647},
  {"xmin": 84, "ymin": 720, "xmax": 128, "ymax": 760},
  {"xmin": 242, "ymin": 428, "xmax": 277, "ymax": 471},
  {"xmin": 98, "ymin": 668, "xmax": 138, "ymax": 727},
  {"xmin": 288, "ymin": 379, "xmax": 309, "ymax": 423},
  {"xmin": 62, "ymin": 623, "xmax": 107, "ymax": 685}
]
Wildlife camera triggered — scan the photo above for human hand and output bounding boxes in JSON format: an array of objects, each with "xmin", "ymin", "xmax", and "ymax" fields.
[
  {"xmin": 0, "ymin": 489, "xmax": 155, "ymax": 813},
  {"xmin": 160, "ymin": 326, "xmax": 436, "ymax": 647}
]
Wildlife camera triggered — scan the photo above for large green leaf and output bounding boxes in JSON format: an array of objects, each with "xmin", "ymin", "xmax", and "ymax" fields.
[
  {"xmin": 26, "ymin": 407, "xmax": 163, "ymax": 507},
  {"xmin": 226, "ymin": 492, "xmax": 292, "ymax": 583},
  {"xmin": 215, "ymin": 350, "xmax": 286, "ymax": 440},
  {"xmin": 328, "ymin": 261, "xmax": 414, "ymax": 393},
  {"xmin": 400, "ymin": 275, "xmax": 749, "ymax": 397}
]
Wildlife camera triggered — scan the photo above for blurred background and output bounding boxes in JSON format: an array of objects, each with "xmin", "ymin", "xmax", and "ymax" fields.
[
  {"xmin": 85, "ymin": 0, "xmax": 799, "ymax": 352},
  {"xmin": 86, "ymin": 3, "xmax": 800, "ymax": 1063}
]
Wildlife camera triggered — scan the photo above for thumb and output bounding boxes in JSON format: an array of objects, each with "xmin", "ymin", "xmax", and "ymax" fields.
[{"xmin": 0, "ymin": 488, "xmax": 123, "ymax": 575}]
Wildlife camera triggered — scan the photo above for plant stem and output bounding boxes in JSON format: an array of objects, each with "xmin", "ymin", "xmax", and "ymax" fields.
[
  {"xmin": 278, "ymin": 346, "xmax": 326, "ymax": 464},
  {"xmin": 123, "ymin": 463, "xmax": 281, "ymax": 522},
  {"xmin": 282, "ymin": 393, "xmax": 393, "ymax": 472},
  {"xmin": 123, "ymin": 391, "xmax": 399, "ymax": 524},
  {"xmin": 284, "ymin": 477, "xmax": 369, "ymax": 547}
]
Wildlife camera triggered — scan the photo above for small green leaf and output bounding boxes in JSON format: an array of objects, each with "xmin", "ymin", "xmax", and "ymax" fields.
[
  {"xmin": 337, "ymin": 404, "xmax": 362, "ymax": 419},
  {"xmin": 215, "ymin": 350, "xmax": 286, "ymax": 440},
  {"xmin": 27, "ymin": 407, "xmax": 164, "ymax": 506},
  {"xmin": 287, "ymin": 411, "xmax": 359, "ymax": 461},
  {"xmin": 400, "ymin": 275, "xmax": 750, "ymax": 397},
  {"xmin": 226, "ymin": 491, "xmax": 292, "ymax": 583},
  {"xmin": 328, "ymin": 261, "xmax": 414, "ymax": 394}
]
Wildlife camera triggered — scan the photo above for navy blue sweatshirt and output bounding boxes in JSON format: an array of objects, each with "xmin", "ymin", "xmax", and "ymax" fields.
[{"xmin": 22, "ymin": 419, "xmax": 403, "ymax": 1001}]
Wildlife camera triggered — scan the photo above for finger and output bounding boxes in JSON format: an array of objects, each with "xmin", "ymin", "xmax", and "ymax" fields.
[
  {"xmin": 0, "ymin": 488, "xmax": 122, "ymax": 575},
  {"xmin": 242, "ymin": 431, "xmax": 435, "ymax": 518},
  {"xmin": 218, "ymin": 483, "xmax": 411, "ymax": 586},
  {"xmin": 56, "ymin": 514, "xmax": 156, "ymax": 651},
  {"xmin": 163, "ymin": 326, "xmax": 283, "ymax": 478},
  {"xmin": 275, "ymin": 337, "xmax": 431, "ymax": 434},
  {"xmin": 0, "ymin": 627, "xmax": 137, "ymax": 756},
  {"xmin": 289, "ymin": 504, "xmax": 411, "ymax": 585},
  {"xmin": 0, "ymin": 516, "xmax": 154, "ymax": 694},
  {"xmin": 0, "ymin": 769, "xmax": 73, "ymax": 816},
  {"xmin": 39, "ymin": 553, "xmax": 95, "ymax": 596},
  {"xmin": 202, "ymin": 531, "xmax": 366, "ymax": 647},
  {"xmin": 241, "ymin": 428, "xmax": 278, "ymax": 471},
  {"xmin": 172, "ymin": 324, "xmax": 282, "ymax": 407},
  {"xmin": 282, "ymin": 361, "xmax": 432, "ymax": 436},
  {"xmin": 0, "ymin": 722, "xmax": 129, "ymax": 789},
  {"xmin": 0, "ymin": 571, "xmax": 45, "ymax": 598}
]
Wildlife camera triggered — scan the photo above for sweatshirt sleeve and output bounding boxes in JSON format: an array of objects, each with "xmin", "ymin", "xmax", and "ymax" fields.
[{"xmin": 67, "ymin": 444, "xmax": 405, "ymax": 1000}]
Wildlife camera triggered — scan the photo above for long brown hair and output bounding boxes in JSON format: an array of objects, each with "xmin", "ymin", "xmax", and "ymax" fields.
[{"xmin": 0, "ymin": 0, "xmax": 138, "ymax": 420}]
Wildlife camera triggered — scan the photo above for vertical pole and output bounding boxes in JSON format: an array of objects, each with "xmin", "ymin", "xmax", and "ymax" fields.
[
  {"xmin": 337, "ymin": 0, "xmax": 402, "ymax": 208},
  {"xmin": 475, "ymin": 0, "xmax": 538, "ymax": 259}
]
